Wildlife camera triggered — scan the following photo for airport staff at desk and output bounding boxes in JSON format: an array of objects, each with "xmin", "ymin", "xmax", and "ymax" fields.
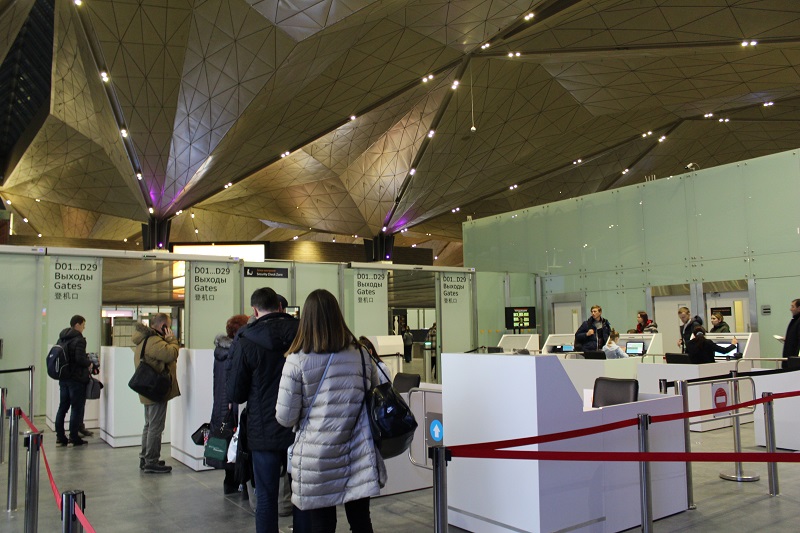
[
  {"xmin": 709, "ymin": 312, "xmax": 731, "ymax": 333},
  {"xmin": 602, "ymin": 330, "xmax": 627, "ymax": 359},
  {"xmin": 575, "ymin": 305, "xmax": 611, "ymax": 351},
  {"xmin": 686, "ymin": 327, "xmax": 737, "ymax": 364},
  {"xmin": 633, "ymin": 311, "xmax": 658, "ymax": 333}
]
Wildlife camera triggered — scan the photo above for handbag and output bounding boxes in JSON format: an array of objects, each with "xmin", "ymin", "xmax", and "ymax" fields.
[
  {"xmin": 128, "ymin": 335, "xmax": 172, "ymax": 402},
  {"xmin": 191, "ymin": 423, "xmax": 211, "ymax": 446},
  {"xmin": 360, "ymin": 347, "xmax": 418, "ymax": 459},
  {"xmin": 227, "ymin": 425, "xmax": 239, "ymax": 463},
  {"xmin": 205, "ymin": 410, "xmax": 235, "ymax": 463},
  {"xmin": 85, "ymin": 377, "xmax": 103, "ymax": 400}
]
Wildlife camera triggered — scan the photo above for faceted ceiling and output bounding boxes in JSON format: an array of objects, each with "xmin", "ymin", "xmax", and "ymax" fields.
[{"xmin": 2, "ymin": 0, "xmax": 800, "ymax": 266}]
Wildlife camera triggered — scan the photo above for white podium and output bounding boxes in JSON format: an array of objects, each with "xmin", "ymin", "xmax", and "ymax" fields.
[
  {"xmin": 99, "ymin": 346, "xmax": 171, "ymax": 447},
  {"xmin": 170, "ymin": 348, "xmax": 214, "ymax": 471},
  {"xmin": 443, "ymin": 353, "xmax": 687, "ymax": 533},
  {"xmin": 752, "ymin": 370, "xmax": 800, "ymax": 450}
]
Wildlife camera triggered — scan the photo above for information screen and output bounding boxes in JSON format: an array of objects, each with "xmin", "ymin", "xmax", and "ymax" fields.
[{"xmin": 505, "ymin": 307, "xmax": 536, "ymax": 329}]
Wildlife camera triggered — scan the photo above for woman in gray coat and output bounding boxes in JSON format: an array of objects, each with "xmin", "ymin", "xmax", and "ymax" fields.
[{"xmin": 276, "ymin": 289, "xmax": 385, "ymax": 533}]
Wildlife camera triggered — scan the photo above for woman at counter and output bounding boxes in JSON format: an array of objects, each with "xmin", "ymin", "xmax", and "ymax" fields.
[
  {"xmin": 685, "ymin": 326, "xmax": 737, "ymax": 364},
  {"xmin": 602, "ymin": 330, "xmax": 627, "ymax": 359},
  {"xmin": 709, "ymin": 312, "xmax": 731, "ymax": 333}
]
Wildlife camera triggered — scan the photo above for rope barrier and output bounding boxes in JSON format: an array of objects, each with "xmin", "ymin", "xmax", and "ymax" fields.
[{"xmin": 448, "ymin": 389, "xmax": 800, "ymax": 458}]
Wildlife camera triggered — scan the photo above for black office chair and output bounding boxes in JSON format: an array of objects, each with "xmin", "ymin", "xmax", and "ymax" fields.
[
  {"xmin": 592, "ymin": 377, "xmax": 639, "ymax": 408},
  {"xmin": 393, "ymin": 372, "xmax": 421, "ymax": 393}
]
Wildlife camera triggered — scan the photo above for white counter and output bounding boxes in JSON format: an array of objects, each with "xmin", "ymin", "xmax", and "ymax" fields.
[{"xmin": 170, "ymin": 348, "xmax": 214, "ymax": 471}]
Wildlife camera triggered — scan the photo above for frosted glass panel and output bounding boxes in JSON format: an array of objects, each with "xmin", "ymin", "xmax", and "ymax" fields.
[
  {"xmin": 641, "ymin": 177, "xmax": 691, "ymax": 266},
  {"xmin": 743, "ymin": 152, "xmax": 800, "ymax": 255},
  {"xmin": 523, "ymin": 207, "xmax": 550, "ymax": 274},
  {"xmin": 579, "ymin": 191, "xmax": 623, "ymax": 269},
  {"xmin": 583, "ymin": 271, "xmax": 621, "ymax": 292},
  {"xmin": 750, "ymin": 276, "xmax": 800, "ymax": 358},
  {"xmin": 688, "ymin": 163, "xmax": 747, "ymax": 260},
  {"xmin": 616, "ymin": 186, "xmax": 646, "ymax": 268},
  {"xmin": 750, "ymin": 251, "xmax": 800, "ymax": 279},
  {"xmin": 476, "ymin": 271, "xmax": 506, "ymax": 347},
  {"xmin": 296, "ymin": 262, "xmax": 339, "ymax": 305},
  {"xmin": 646, "ymin": 263, "xmax": 690, "ymax": 286},
  {"xmin": 693, "ymin": 257, "xmax": 750, "ymax": 283},
  {"xmin": 509, "ymin": 273, "xmax": 535, "ymax": 308},
  {"xmin": 463, "ymin": 218, "xmax": 503, "ymax": 270},
  {"xmin": 499, "ymin": 214, "xmax": 529, "ymax": 273},
  {"xmin": 544, "ymin": 200, "xmax": 582, "ymax": 275},
  {"xmin": 620, "ymin": 267, "xmax": 647, "ymax": 290},
  {"xmin": 543, "ymin": 274, "xmax": 583, "ymax": 295}
]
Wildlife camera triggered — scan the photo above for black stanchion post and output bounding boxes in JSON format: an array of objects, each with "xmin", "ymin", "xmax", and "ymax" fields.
[
  {"xmin": 720, "ymin": 371, "xmax": 758, "ymax": 482},
  {"xmin": 676, "ymin": 381, "xmax": 695, "ymax": 509},
  {"xmin": 6, "ymin": 406, "xmax": 20, "ymax": 512},
  {"xmin": 61, "ymin": 490, "xmax": 86, "ymax": 533},
  {"xmin": 762, "ymin": 392, "xmax": 780, "ymax": 496},
  {"xmin": 429, "ymin": 445, "xmax": 451, "ymax": 533},
  {"xmin": 23, "ymin": 431, "xmax": 42, "ymax": 533},
  {"xmin": 0, "ymin": 387, "xmax": 6, "ymax": 464},
  {"xmin": 658, "ymin": 379, "xmax": 667, "ymax": 394},
  {"xmin": 638, "ymin": 413, "xmax": 653, "ymax": 533}
]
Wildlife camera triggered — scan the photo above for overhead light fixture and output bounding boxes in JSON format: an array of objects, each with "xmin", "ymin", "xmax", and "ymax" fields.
[
  {"xmin": 35, "ymin": 198, "xmax": 40, "ymax": 202},
  {"xmin": 451, "ymin": 80, "xmax": 459, "ymax": 89},
  {"xmin": 428, "ymin": 130, "xmax": 435, "ymax": 138},
  {"xmin": 742, "ymin": 40, "xmax": 757, "ymax": 47},
  {"xmin": 409, "ymin": 168, "xmax": 416, "ymax": 175},
  {"xmin": 382, "ymin": 226, "xmax": 387, "ymax": 232},
  {"xmin": 658, "ymin": 136, "xmax": 666, "ymax": 142},
  {"xmin": 74, "ymin": 0, "xmax": 81, "ymax": 5},
  {"xmin": 508, "ymin": 52, "xmax": 514, "ymax": 57},
  {"xmin": 509, "ymin": 184, "xmax": 518, "ymax": 190},
  {"xmin": 524, "ymin": 13, "xmax": 534, "ymax": 21},
  {"xmin": 704, "ymin": 113, "xmax": 714, "ymax": 118},
  {"xmin": 354, "ymin": 234, "xmax": 358, "ymax": 239},
  {"xmin": 23, "ymin": 218, "xmax": 28, "ymax": 223},
  {"xmin": 38, "ymin": 233, "xmax": 42, "ymax": 238},
  {"xmin": 120, "ymin": 128, "xmax": 128, "ymax": 137},
  {"xmin": 350, "ymin": 115, "xmax": 356, "ymax": 121},
  {"xmin": 434, "ymin": 255, "xmax": 438, "ymax": 260},
  {"xmin": 293, "ymin": 235, "xmax": 299, "ymax": 240},
  {"xmin": 5, "ymin": 200, "xmax": 10, "ymax": 205},
  {"xmin": 191, "ymin": 213, "xmax": 195, "ymax": 218},
  {"xmin": 422, "ymin": 74, "xmax": 433, "ymax": 82},
  {"xmin": 515, "ymin": 52, "xmax": 521, "ymax": 57},
  {"xmin": 195, "ymin": 229, "xmax": 199, "ymax": 234},
  {"xmin": 426, "ymin": 233, "xmax": 431, "ymax": 236},
  {"xmin": 481, "ymin": 43, "xmax": 490, "ymax": 49},
  {"xmin": 412, "ymin": 244, "xmax": 416, "ymax": 248},
  {"xmin": 124, "ymin": 238, "xmax": 127, "ymax": 242},
  {"xmin": 100, "ymin": 71, "xmax": 109, "ymax": 83},
  {"xmin": 136, "ymin": 172, "xmax": 142, "ymax": 180},
  {"xmin": 764, "ymin": 101, "xmax": 774, "ymax": 106},
  {"xmin": 176, "ymin": 210, "xmax": 183, "ymax": 215},
  {"xmin": 148, "ymin": 207, "xmax": 154, "ymax": 214},
  {"xmin": 622, "ymin": 169, "xmax": 629, "ymax": 174}
]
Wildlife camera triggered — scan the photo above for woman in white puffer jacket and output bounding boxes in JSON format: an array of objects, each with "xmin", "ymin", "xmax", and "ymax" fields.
[{"xmin": 276, "ymin": 289, "xmax": 385, "ymax": 533}]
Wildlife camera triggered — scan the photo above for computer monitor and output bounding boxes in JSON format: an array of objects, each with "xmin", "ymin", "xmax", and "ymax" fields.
[
  {"xmin": 625, "ymin": 341, "xmax": 645, "ymax": 355},
  {"xmin": 665, "ymin": 353, "xmax": 690, "ymax": 364},
  {"xmin": 559, "ymin": 344, "xmax": 574, "ymax": 352},
  {"xmin": 285, "ymin": 306, "xmax": 300, "ymax": 320},
  {"xmin": 582, "ymin": 351, "xmax": 606, "ymax": 360},
  {"xmin": 486, "ymin": 347, "xmax": 504, "ymax": 354},
  {"xmin": 714, "ymin": 343, "xmax": 735, "ymax": 359}
]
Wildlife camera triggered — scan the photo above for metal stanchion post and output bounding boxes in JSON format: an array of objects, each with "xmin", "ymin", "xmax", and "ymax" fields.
[
  {"xmin": 6, "ymin": 407, "xmax": 20, "ymax": 512},
  {"xmin": 676, "ymin": 381, "xmax": 695, "ymax": 510},
  {"xmin": 23, "ymin": 431, "xmax": 42, "ymax": 533},
  {"xmin": 61, "ymin": 490, "xmax": 86, "ymax": 533},
  {"xmin": 0, "ymin": 387, "xmax": 7, "ymax": 464},
  {"xmin": 638, "ymin": 413, "xmax": 653, "ymax": 533},
  {"xmin": 658, "ymin": 379, "xmax": 667, "ymax": 394},
  {"xmin": 28, "ymin": 366, "xmax": 35, "ymax": 422},
  {"xmin": 720, "ymin": 371, "xmax": 758, "ymax": 482},
  {"xmin": 762, "ymin": 392, "xmax": 780, "ymax": 496},
  {"xmin": 429, "ymin": 446, "xmax": 451, "ymax": 533}
]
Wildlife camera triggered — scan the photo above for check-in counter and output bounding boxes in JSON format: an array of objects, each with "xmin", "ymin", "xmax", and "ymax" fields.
[
  {"xmin": 497, "ymin": 334, "xmax": 540, "ymax": 353},
  {"xmin": 170, "ymin": 348, "xmax": 213, "ymax": 471},
  {"xmin": 366, "ymin": 335, "xmax": 404, "ymax": 376},
  {"xmin": 542, "ymin": 333, "xmax": 661, "ymax": 358},
  {"xmin": 443, "ymin": 353, "xmax": 686, "ymax": 533},
  {"xmin": 560, "ymin": 357, "xmax": 640, "ymax": 394},
  {"xmin": 98, "ymin": 346, "xmax": 171, "ymax": 447},
  {"xmin": 46, "ymin": 351, "xmax": 100, "ymax": 433},
  {"xmin": 705, "ymin": 333, "xmax": 760, "ymax": 360}
]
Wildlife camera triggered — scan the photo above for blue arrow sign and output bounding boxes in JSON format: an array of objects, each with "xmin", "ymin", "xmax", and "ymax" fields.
[{"xmin": 429, "ymin": 420, "xmax": 443, "ymax": 442}]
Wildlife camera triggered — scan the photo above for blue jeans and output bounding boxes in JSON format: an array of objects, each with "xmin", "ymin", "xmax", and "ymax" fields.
[
  {"xmin": 252, "ymin": 449, "xmax": 282, "ymax": 533},
  {"xmin": 55, "ymin": 381, "xmax": 86, "ymax": 441}
]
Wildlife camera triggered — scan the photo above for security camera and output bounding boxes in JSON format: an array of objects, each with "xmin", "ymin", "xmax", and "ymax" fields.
[{"xmin": 685, "ymin": 162, "xmax": 700, "ymax": 171}]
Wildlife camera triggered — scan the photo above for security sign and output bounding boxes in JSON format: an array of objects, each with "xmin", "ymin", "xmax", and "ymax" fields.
[
  {"xmin": 712, "ymin": 383, "xmax": 730, "ymax": 418},
  {"xmin": 426, "ymin": 412, "xmax": 443, "ymax": 447}
]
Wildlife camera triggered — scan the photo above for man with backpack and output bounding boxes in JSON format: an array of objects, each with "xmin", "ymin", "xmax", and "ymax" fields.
[{"xmin": 54, "ymin": 315, "xmax": 93, "ymax": 446}]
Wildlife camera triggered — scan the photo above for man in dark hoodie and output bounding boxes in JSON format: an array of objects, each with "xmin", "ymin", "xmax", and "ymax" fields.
[
  {"xmin": 55, "ymin": 315, "xmax": 93, "ymax": 446},
  {"xmin": 677, "ymin": 306, "xmax": 703, "ymax": 353},
  {"xmin": 228, "ymin": 287, "xmax": 299, "ymax": 533}
]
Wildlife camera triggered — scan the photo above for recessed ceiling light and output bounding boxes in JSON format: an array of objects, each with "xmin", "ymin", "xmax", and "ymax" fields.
[
  {"xmin": 120, "ymin": 128, "xmax": 128, "ymax": 137},
  {"xmin": 409, "ymin": 168, "xmax": 416, "ymax": 175},
  {"xmin": 5, "ymin": 200, "xmax": 10, "ymax": 205},
  {"xmin": 124, "ymin": 238, "xmax": 127, "ymax": 242},
  {"xmin": 191, "ymin": 213, "xmax": 195, "ymax": 218},
  {"xmin": 35, "ymin": 198, "xmax": 40, "ymax": 202},
  {"xmin": 136, "ymin": 172, "xmax": 142, "ymax": 180},
  {"xmin": 23, "ymin": 218, "xmax": 28, "ymax": 223},
  {"xmin": 481, "ymin": 43, "xmax": 490, "ymax": 49},
  {"xmin": 428, "ymin": 130, "xmax": 435, "ymax": 138},
  {"xmin": 293, "ymin": 236, "xmax": 299, "ymax": 240},
  {"xmin": 524, "ymin": 13, "xmax": 534, "ymax": 21},
  {"xmin": 350, "ymin": 115, "xmax": 356, "ymax": 121},
  {"xmin": 704, "ymin": 113, "xmax": 714, "ymax": 118},
  {"xmin": 148, "ymin": 207, "xmax": 154, "ymax": 214},
  {"xmin": 515, "ymin": 52, "xmax": 521, "ymax": 57},
  {"xmin": 195, "ymin": 229, "xmax": 199, "ymax": 234},
  {"xmin": 764, "ymin": 101, "xmax": 774, "ymax": 106},
  {"xmin": 412, "ymin": 244, "xmax": 416, "ymax": 248},
  {"xmin": 434, "ymin": 256, "xmax": 438, "ymax": 260},
  {"xmin": 100, "ymin": 71, "xmax": 109, "ymax": 82}
]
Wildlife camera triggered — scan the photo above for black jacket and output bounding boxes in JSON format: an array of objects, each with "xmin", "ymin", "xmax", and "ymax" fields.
[
  {"xmin": 227, "ymin": 312, "xmax": 298, "ymax": 452},
  {"xmin": 575, "ymin": 317, "xmax": 611, "ymax": 351},
  {"xmin": 679, "ymin": 315, "xmax": 703, "ymax": 353},
  {"xmin": 686, "ymin": 336, "xmax": 736, "ymax": 364},
  {"xmin": 208, "ymin": 334, "xmax": 237, "ymax": 469},
  {"xmin": 710, "ymin": 321, "xmax": 730, "ymax": 333},
  {"xmin": 57, "ymin": 328, "xmax": 91, "ymax": 384},
  {"xmin": 782, "ymin": 314, "xmax": 800, "ymax": 367}
]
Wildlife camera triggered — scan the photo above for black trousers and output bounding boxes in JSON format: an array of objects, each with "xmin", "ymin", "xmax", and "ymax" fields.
[{"xmin": 308, "ymin": 497, "xmax": 373, "ymax": 533}]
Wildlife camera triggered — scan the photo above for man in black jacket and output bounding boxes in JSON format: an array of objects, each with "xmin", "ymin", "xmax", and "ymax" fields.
[
  {"xmin": 575, "ymin": 305, "xmax": 611, "ymax": 352},
  {"xmin": 55, "ymin": 315, "xmax": 93, "ymax": 446},
  {"xmin": 782, "ymin": 299, "xmax": 800, "ymax": 369},
  {"xmin": 228, "ymin": 288, "xmax": 298, "ymax": 533}
]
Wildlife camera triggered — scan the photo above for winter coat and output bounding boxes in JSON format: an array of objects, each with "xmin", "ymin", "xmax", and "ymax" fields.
[
  {"xmin": 57, "ymin": 328, "xmax": 91, "ymax": 384},
  {"xmin": 782, "ymin": 314, "xmax": 800, "ymax": 368},
  {"xmin": 686, "ymin": 336, "xmax": 736, "ymax": 364},
  {"xmin": 635, "ymin": 320, "xmax": 659, "ymax": 333},
  {"xmin": 276, "ymin": 345, "xmax": 387, "ymax": 511},
  {"xmin": 131, "ymin": 323, "xmax": 180, "ymax": 405},
  {"xmin": 679, "ymin": 315, "xmax": 703, "ymax": 353},
  {"xmin": 208, "ymin": 334, "xmax": 238, "ymax": 469},
  {"xmin": 227, "ymin": 312, "xmax": 298, "ymax": 452},
  {"xmin": 602, "ymin": 342, "xmax": 627, "ymax": 359},
  {"xmin": 575, "ymin": 317, "xmax": 611, "ymax": 351},
  {"xmin": 710, "ymin": 321, "xmax": 730, "ymax": 333}
]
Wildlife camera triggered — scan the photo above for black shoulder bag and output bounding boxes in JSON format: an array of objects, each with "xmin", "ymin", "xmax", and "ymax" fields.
[
  {"xmin": 359, "ymin": 347, "xmax": 418, "ymax": 459},
  {"xmin": 128, "ymin": 335, "xmax": 172, "ymax": 402}
]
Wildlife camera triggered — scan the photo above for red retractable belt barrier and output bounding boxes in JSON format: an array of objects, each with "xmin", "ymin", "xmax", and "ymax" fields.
[{"xmin": 448, "ymin": 390, "xmax": 800, "ymax": 462}]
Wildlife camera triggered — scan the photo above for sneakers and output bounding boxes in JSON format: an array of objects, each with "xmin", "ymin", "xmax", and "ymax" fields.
[
  {"xmin": 70, "ymin": 438, "xmax": 89, "ymax": 446},
  {"xmin": 56, "ymin": 436, "xmax": 69, "ymax": 447},
  {"xmin": 143, "ymin": 463, "xmax": 172, "ymax": 474},
  {"xmin": 78, "ymin": 426, "xmax": 94, "ymax": 437},
  {"xmin": 139, "ymin": 458, "xmax": 166, "ymax": 470}
]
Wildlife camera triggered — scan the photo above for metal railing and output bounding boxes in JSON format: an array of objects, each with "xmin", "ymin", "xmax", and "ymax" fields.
[
  {"xmin": 0, "ymin": 366, "xmax": 36, "ymax": 419},
  {"xmin": 407, "ymin": 387, "xmax": 442, "ymax": 470}
]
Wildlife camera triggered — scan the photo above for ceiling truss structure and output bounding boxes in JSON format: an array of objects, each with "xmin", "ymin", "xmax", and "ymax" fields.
[{"xmin": 1, "ymin": 0, "xmax": 800, "ymax": 266}]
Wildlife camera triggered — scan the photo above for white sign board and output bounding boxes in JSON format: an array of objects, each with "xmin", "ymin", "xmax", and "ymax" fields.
[
  {"xmin": 347, "ymin": 269, "xmax": 388, "ymax": 337},
  {"xmin": 186, "ymin": 261, "xmax": 239, "ymax": 348},
  {"xmin": 439, "ymin": 272, "xmax": 473, "ymax": 353}
]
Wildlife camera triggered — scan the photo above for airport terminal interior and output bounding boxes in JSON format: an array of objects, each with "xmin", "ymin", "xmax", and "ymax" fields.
[{"xmin": 3, "ymin": 0, "xmax": 800, "ymax": 531}]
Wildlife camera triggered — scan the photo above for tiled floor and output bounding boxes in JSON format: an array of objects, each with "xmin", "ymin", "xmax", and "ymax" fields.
[{"xmin": 1, "ymin": 394, "xmax": 799, "ymax": 531}]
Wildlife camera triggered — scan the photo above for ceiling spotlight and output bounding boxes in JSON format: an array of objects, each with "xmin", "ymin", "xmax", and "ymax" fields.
[
  {"xmin": 191, "ymin": 213, "xmax": 195, "ymax": 218},
  {"xmin": 332, "ymin": 237, "xmax": 336, "ymax": 242},
  {"xmin": 642, "ymin": 133, "xmax": 647, "ymax": 137},
  {"xmin": 382, "ymin": 226, "xmax": 387, "ymax": 232},
  {"xmin": 426, "ymin": 233, "xmax": 431, "ymax": 236},
  {"xmin": 622, "ymin": 169, "xmax": 629, "ymax": 174},
  {"xmin": 704, "ymin": 113, "xmax": 714, "ymax": 118},
  {"xmin": 508, "ymin": 52, "xmax": 514, "ymax": 57},
  {"xmin": 227, "ymin": 182, "xmax": 232, "ymax": 187},
  {"xmin": 176, "ymin": 210, "xmax": 183, "ymax": 215},
  {"xmin": 148, "ymin": 207, "xmax": 154, "ymax": 214},
  {"xmin": 451, "ymin": 80, "xmax": 459, "ymax": 89},
  {"xmin": 750, "ymin": 40, "xmax": 757, "ymax": 46},
  {"xmin": 136, "ymin": 172, "xmax": 142, "ymax": 180},
  {"xmin": 470, "ymin": 125, "xmax": 476, "ymax": 132},
  {"xmin": 422, "ymin": 74, "xmax": 433, "ymax": 82},
  {"xmin": 434, "ymin": 255, "xmax": 438, "ymax": 260},
  {"xmin": 224, "ymin": 184, "xmax": 229, "ymax": 189},
  {"xmin": 515, "ymin": 52, "xmax": 521, "ymax": 57},
  {"xmin": 524, "ymin": 12, "xmax": 534, "ymax": 20},
  {"xmin": 741, "ymin": 41, "xmax": 748, "ymax": 46},
  {"xmin": 764, "ymin": 101, "xmax": 774, "ymax": 106},
  {"xmin": 74, "ymin": 0, "xmax": 81, "ymax": 5},
  {"xmin": 120, "ymin": 128, "xmax": 128, "ymax": 137},
  {"xmin": 409, "ymin": 168, "xmax": 416, "ymax": 175},
  {"xmin": 481, "ymin": 43, "xmax": 490, "ymax": 49},
  {"xmin": 5, "ymin": 200, "xmax": 10, "ymax": 205},
  {"xmin": 124, "ymin": 238, "xmax": 127, "ymax": 242},
  {"xmin": 194, "ymin": 229, "xmax": 199, "ymax": 234},
  {"xmin": 293, "ymin": 235, "xmax": 299, "ymax": 240},
  {"xmin": 685, "ymin": 163, "xmax": 700, "ymax": 171},
  {"xmin": 23, "ymin": 218, "xmax": 28, "ymax": 223},
  {"xmin": 35, "ymin": 198, "xmax": 40, "ymax": 202},
  {"xmin": 658, "ymin": 136, "xmax": 666, "ymax": 142},
  {"xmin": 428, "ymin": 130, "xmax": 435, "ymax": 138},
  {"xmin": 354, "ymin": 234, "xmax": 358, "ymax": 239},
  {"xmin": 724, "ymin": 118, "xmax": 730, "ymax": 122},
  {"xmin": 412, "ymin": 244, "xmax": 417, "ymax": 248},
  {"xmin": 100, "ymin": 71, "xmax": 109, "ymax": 82},
  {"xmin": 37, "ymin": 233, "xmax": 42, "ymax": 238}
]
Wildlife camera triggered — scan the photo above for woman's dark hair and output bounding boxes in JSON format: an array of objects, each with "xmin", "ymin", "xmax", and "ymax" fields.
[
  {"xmin": 287, "ymin": 289, "xmax": 356, "ymax": 355},
  {"xmin": 225, "ymin": 314, "xmax": 249, "ymax": 338},
  {"xmin": 693, "ymin": 326, "xmax": 706, "ymax": 336},
  {"xmin": 359, "ymin": 336, "xmax": 380, "ymax": 360},
  {"xmin": 711, "ymin": 311, "xmax": 724, "ymax": 322},
  {"xmin": 638, "ymin": 311, "xmax": 648, "ymax": 322}
]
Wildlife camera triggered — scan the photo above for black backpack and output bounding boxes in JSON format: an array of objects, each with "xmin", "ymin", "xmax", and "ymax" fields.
[{"xmin": 46, "ymin": 342, "xmax": 69, "ymax": 380}]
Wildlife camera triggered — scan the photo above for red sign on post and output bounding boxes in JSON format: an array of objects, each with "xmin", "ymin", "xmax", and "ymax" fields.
[{"xmin": 714, "ymin": 387, "xmax": 728, "ymax": 409}]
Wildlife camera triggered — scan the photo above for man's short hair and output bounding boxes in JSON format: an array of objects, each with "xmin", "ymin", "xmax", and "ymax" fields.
[
  {"xmin": 793, "ymin": 299, "xmax": 800, "ymax": 308},
  {"xmin": 70, "ymin": 315, "xmax": 85, "ymax": 328},
  {"xmin": 276, "ymin": 294, "xmax": 289, "ymax": 310},
  {"xmin": 152, "ymin": 313, "xmax": 170, "ymax": 329},
  {"xmin": 251, "ymin": 287, "xmax": 279, "ymax": 313}
]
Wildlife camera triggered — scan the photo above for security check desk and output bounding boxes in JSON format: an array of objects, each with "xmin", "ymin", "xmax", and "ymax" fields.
[
  {"xmin": 443, "ymin": 353, "xmax": 686, "ymax": 533},
  {"xmin": 497, "ymin": 334, "xmax": 540, "ymax": 353}
]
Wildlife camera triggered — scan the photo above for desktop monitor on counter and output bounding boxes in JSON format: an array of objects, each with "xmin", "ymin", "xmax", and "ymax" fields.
[
  {"xmin": 285, "ymin": 306, "xmax": 300, "ymax": 319},
  {"xmin": 665, "ymin": 353, "xmax": 690, "ymax": 364},
  {"xmin": 582, "ymin": 351, "xmax": 606, "ymax": 360},
  {"xmin": 625, "ymin": 341, "xmax": 645, "ymax": 355}
]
